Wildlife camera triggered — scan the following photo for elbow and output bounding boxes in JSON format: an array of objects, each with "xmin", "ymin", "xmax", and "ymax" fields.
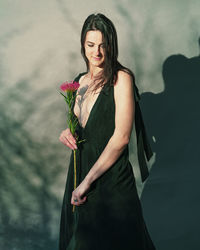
[
  {"xmin": 119, "ymin": 136, "xmax": 130, "ymax": 149},
  {"xmin": 112, "ymin": 133, "xmax": 130, "ymax": 150},
  {"xmin": 124, "ymin": 136, "xmax": 130, "ymax": 145},
  {"xmin": 123, "ymin": 136, "xmax": 130, "ymax": 146}
]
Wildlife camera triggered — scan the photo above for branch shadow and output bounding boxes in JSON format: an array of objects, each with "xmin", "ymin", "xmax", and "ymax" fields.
[{"xmin": 0, "ymin": 55, "xmax": 70, "ymax": 250}]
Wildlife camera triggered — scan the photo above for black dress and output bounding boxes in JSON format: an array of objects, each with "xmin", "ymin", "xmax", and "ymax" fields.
[{"xmin": 59, "ymin": 72, "xmax": 156, "ymax": 250}]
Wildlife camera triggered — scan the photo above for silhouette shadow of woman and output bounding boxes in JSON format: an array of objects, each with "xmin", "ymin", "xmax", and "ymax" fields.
[{"xmin": 139, "ymin": 38, "xmax": 200, "ymax": 250}]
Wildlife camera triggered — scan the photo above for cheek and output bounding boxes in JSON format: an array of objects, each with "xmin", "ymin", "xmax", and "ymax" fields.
[
  {"xmin": 85, "ymin": 48, "xmax": 92, "ymax": 57},
  {"xmin": 100, "ymin": 48, "xmax": 105, "ymax": 56}
]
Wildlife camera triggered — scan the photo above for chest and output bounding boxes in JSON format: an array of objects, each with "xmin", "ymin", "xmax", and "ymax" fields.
[{"xmin": 73, "ymin": 84, "xmax": 103, "ymax": 125}]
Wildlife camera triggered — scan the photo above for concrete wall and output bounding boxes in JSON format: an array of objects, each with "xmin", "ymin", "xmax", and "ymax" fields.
[{"xmin": 0, "ymin": 0, "xmax": 200, "ymax": 249}]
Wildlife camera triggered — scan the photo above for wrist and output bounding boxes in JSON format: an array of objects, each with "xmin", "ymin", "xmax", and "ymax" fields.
[{"xmin": 84, "ymin": 174, "xmax": 94, "ymax": 186}]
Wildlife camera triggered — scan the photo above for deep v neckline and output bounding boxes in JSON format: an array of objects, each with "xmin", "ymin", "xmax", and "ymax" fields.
[{"xmin": 73, "ymin": 73, "xmax": 105, "ymax": 131}]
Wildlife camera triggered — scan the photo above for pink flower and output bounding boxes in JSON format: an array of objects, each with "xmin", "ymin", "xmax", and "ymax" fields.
[{"xmin": 60, "ymin": 81, "xmax": 80, "ymax": 92}]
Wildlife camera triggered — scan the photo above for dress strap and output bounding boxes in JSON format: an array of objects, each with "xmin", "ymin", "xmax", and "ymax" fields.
[
  {"xmin": 133, "ymin": 82, "xmax": 153, "ymax": 182},
  {"xmin": 73, "ymin": 72, "xmax": 87, "ymax": 84}
]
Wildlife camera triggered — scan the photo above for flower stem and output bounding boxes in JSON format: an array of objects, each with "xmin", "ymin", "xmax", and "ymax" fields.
[{"xmin": 72, "ymin": 149, "xmax": 77, "ymax": 213}]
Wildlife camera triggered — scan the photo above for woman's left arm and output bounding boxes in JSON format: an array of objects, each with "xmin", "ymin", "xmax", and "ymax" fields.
[
  {"xmin": 85, "ymin": 71, "xmax": 135, "ymax": 184},
  {"xmin": 71, "ymin": 71, "xmax": 135, "ymax": 205}
]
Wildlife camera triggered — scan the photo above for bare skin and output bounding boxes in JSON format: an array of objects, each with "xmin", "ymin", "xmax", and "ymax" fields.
[
  {"xmin": 59, "ymin": 30, "xmax": 135, "ymax": 207},
  {"xmin": 73, "ymin": 74, "xmax": 104, "ymax": 129}
]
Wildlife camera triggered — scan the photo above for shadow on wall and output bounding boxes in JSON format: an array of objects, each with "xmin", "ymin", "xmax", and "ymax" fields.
[{"xmin": 140, "ymin": 39, "xmax": 200, "ymax": 250}]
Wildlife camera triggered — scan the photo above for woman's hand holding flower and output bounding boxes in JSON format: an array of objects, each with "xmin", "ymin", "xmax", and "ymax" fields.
[{"xmin": 59, "ymin": 128, "xmax": 77, "ymax": 150}]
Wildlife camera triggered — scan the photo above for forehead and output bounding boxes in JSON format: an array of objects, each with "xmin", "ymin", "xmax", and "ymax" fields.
[{"xmin": 85, "ymin": 30, "xmax": 103, "ymax": 43}]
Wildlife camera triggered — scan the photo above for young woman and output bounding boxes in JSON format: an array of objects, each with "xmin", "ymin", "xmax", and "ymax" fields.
[{"xmin": 59, "ymin": 13, "xmax": 156, "ymax": 250}]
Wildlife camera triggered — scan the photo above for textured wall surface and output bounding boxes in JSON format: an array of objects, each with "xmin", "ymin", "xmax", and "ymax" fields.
[{"xmin": 0, "ymin": 0, "xmax": 200, "ymax": 249}]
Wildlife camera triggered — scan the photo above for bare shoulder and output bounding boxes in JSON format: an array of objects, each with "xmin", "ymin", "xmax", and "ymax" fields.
[
  {"xmin": 114, "ymin": 70, "xmax": 134, "ymax": 97},
  {"xmin": 79, "ymin": 73, "xmax": 88, "ymax": 86},
  {"xmin": 113, "ymin": 70, "xmax": 135, "ymax": 134},
  {"xmin": 114, "ymin": 70, "xmax": 133, "ymax": 88},
  {"xmin": 76, "ymin": 73, "xmax": 89, "ymax": 94}
]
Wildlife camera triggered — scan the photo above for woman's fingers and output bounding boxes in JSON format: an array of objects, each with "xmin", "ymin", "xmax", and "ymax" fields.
[
  {"xmin": 63, "ymin": 136, "xmax": 75, "ymax": 150},
  {"xmin": 71, "ymin": 196, "xmax": 87, "ymax": 206},
  {"xmin": 59, "ymin": 128, "xmax": 77, "ymax": 149},
  {"xmin": 78, "ymin": 196, "xmax": 87, "ymax": 205}
]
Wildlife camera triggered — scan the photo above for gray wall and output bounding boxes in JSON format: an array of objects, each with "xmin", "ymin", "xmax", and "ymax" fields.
[{"xmin": 0, "ymin": 0, "xmax": 200, "ymax": 249}]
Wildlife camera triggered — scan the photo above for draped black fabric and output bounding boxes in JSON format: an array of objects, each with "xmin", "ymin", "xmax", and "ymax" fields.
[
  {"xmin": 58, "ymin": 72, "xmax": 156, "ymax": 250},
  {"xmin": 73, "ymin": 72, "xmax": 153, "ymax": 183},
  {"xmin": 132, "ymin": 82, "xmax": 153, "ymax": 182}
]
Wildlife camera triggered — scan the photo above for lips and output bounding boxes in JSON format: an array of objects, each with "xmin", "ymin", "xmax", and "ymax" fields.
[{"xmin": 93, "ymin": 56, "xmax": 102, "ymax": 61}]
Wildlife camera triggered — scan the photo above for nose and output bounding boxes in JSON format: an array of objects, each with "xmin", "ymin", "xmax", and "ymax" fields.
[{"xmin": 94, "ymin": 45, "xmax": 101, "ymax": 55}]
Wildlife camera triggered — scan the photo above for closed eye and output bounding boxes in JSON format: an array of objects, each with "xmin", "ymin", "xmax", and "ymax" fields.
[{"xmin": 87, "ymin": 44, "xmax": 105, "ymax": 48}]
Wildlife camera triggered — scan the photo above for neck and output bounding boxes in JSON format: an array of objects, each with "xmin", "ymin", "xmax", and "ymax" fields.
[{"xmin": 88, "ymin": 66, "xmax": 103, "ymax": 79}]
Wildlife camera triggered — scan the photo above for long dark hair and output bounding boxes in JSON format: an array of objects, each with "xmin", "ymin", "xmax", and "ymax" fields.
[{"xmin": 80, "ymin": 13, "xmax": 135, "ymax": 91}]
